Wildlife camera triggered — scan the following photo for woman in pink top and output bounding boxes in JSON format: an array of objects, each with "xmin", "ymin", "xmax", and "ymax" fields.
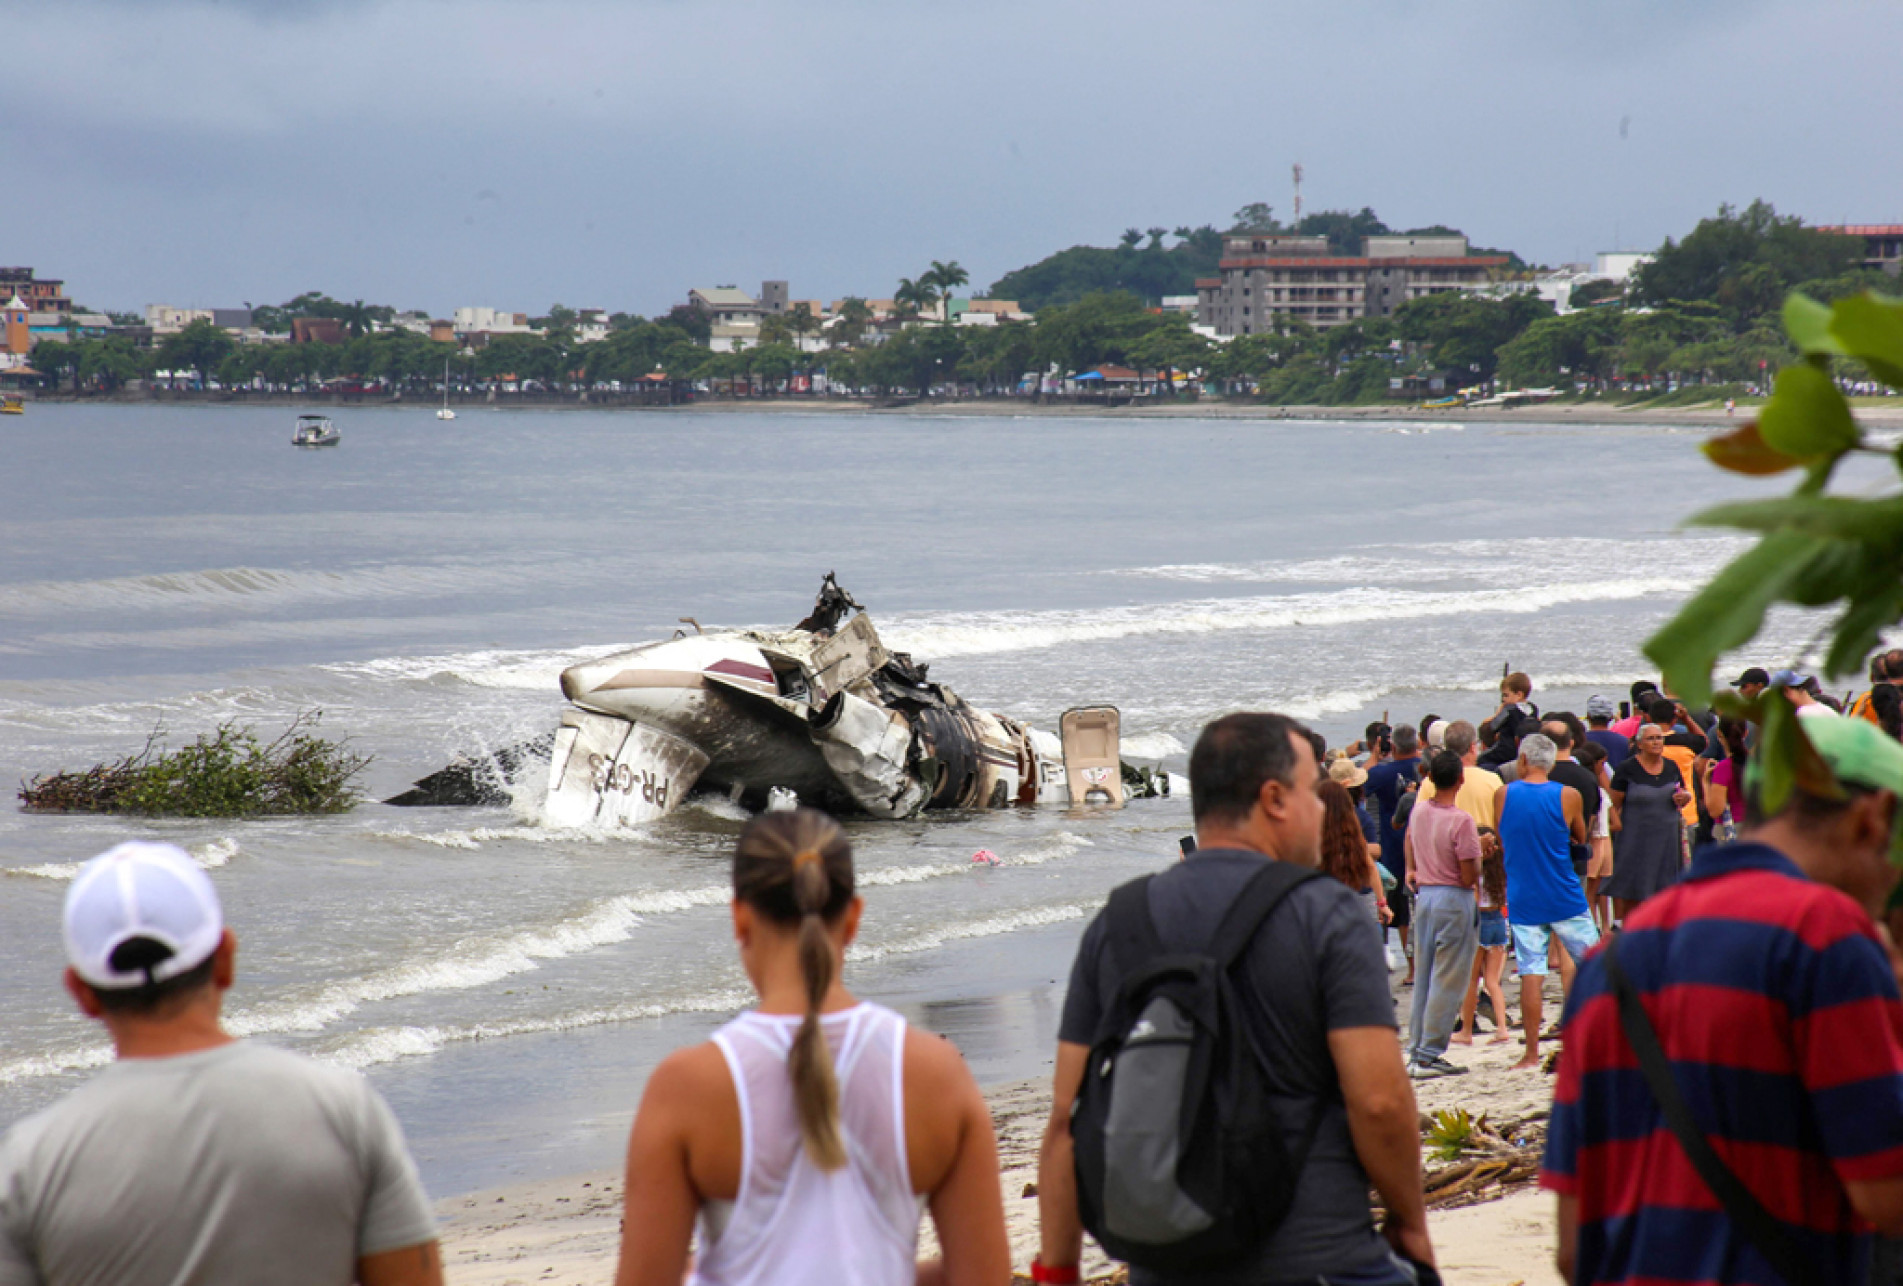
[
  {"xmin": 1701, "ymin": 717, "xmax": 1750, "ymax": 844},
  {"xmin": 615, "ymin": 809, "xmax": 1010, "ymax": 1286}
]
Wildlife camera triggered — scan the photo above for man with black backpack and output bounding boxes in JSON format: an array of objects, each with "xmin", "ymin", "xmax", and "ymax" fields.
[{"xmin": 1034, "ymin": 712, "xmax": 1434, "ymax": 1286}]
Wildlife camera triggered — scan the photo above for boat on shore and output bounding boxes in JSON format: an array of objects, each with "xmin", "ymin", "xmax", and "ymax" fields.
[{"xmin": 292, "ymin": 414, "xmax": 339, "ymax": 447}]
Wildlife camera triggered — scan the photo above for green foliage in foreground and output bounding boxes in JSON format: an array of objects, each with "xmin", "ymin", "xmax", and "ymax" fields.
[
  {"xmin": 18, "ymin": 712, "xmax": 371, "ymax": 817},
  {"xmin": 1645, "ymin": 289, "xmax": 1903, "ymax": 835},
  {"xmin": 1427, "ymin": 1108, "xmax": 1478, "ymax": 1162}
]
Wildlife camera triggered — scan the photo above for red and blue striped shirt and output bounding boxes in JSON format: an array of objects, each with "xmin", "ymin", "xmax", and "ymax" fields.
[{"xmin": 1541, "ymin": 842, "xmax": 1903, "ymax": 1285}]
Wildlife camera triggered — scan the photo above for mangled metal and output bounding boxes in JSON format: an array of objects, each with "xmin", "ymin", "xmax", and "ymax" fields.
[{"xmin": 389, "ymin": 574, "xmax": 1179, "ymax": 825}]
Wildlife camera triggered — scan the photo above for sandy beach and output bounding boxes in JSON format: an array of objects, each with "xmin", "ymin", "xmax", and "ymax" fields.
[
  {"xmin": 661, "ymin": 394, "xmax": 1903, "ymax": 430},
  {"xmin": 437, "ymin": 977, "xmax": 1570, "ymax": 1286}
]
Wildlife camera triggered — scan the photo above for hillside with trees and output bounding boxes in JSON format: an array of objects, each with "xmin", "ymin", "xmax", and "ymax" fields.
[{"xmin": 986, "ymin": 205, "xmax": 1527, "ymax": 310}]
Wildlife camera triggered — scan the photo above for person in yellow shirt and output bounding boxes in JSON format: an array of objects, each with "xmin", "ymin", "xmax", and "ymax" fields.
[{"xmin": 1417, "ymin": 720, "xmax": 1502, "ymax": 832}]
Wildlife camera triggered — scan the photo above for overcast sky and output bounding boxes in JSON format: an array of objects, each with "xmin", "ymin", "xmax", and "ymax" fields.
[{"xmin": 7, "ymin": 0, "xmax": 1899, "ymax": 317}]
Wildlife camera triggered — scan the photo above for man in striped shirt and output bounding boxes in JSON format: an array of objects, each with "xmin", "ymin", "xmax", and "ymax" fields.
[{"xmin": 1542, "ymin": 715, "xmax": 1903, "ymax": 1284}]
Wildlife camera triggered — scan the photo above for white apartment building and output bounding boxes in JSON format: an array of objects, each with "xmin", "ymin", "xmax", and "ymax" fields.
[{"xmin": 453, "ymin": 306, "xmax": 533, "ymax": 335}]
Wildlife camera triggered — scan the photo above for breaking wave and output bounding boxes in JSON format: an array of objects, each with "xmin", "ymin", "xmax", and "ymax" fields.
[
  {"xmin": 848, "ymin": 902, "xmax": 1093, "ymax": 964},
  {"xmin": 321, "ymin": 645, "xmax": 627, "ymax": 692},
  {"xmin": 1104, "ymin": 534, "xmax": 1748, "ymax": 587},
  {"xmin": 3, "ymin": 887, "xmax": 1103, "ymax": 1081},
  {"xmin": 1120, "ymin": 732, "xmax": 1187, "ymax": 760},
  {"xmin": 882, "ymin": 578, "xmax": 1690, "ymax": 661},
  {"xmin": 0, "ymin": 1044, "xmax": 114, "ymax": 1087},
  {"xmin": 1275, "ymin": 670, "xmax": 1665, "ymax": 722},
  {"xmin": 324, "ymin": 895, "xmax": 1100, "ymax": 1071},
  {"xmin": 0, "ymin": 831, "xmax": 1104, "ymax": 1084},
  {"xmin": 316, "ymin": 987, "xmax": 757, "ymax": 1071},
  {"xmin": 6, "ymin": 837, "xmax": 239, "ymax": 883},
  {"xmin": 0, "ymin": 560, "xmax": 570, "ymax": 621},
  {"xmin": 220, "ymin": 888, "xmax": 730, "ymax": 1040}
]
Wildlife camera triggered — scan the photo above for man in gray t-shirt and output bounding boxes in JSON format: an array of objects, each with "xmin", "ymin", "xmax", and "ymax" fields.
[
  {"xmin": 1034, "ymin": 714, "xmax": 1434, "ymax": 1286},
  {"xmin": 0, "ymin": 843, "xmax": 441, "ymax": 1286}
]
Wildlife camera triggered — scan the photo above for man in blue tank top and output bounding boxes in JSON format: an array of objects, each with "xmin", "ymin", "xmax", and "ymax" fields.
[{"xmin": 1490, "ymin": 733, "xmax": 1595, "ymax": 1071}]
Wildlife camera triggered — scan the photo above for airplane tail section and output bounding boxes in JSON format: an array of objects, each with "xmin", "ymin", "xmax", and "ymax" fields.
[{"xmin": 1060, "ymin": 706, "xmax": 1124, "ymax": 806}]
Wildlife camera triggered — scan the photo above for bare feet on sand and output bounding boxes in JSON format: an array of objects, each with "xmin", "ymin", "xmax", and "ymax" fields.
[
  {"xmin": 1450, "ymin": 1034, "xmax": 1473, "ymax": 1047},
  {"xmin": 1511, "ymin": 1050, "xmax": 1542, "ymax": 1070},
  {"xmin": 1489, "ymin": 1033, "xmax": 1516, "ymax": 1046}
]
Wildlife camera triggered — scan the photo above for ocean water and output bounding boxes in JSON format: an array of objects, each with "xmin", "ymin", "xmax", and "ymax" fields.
[{"xmin": 0, "ymin": 402, "xmax": 1837, "ymax": 1195}]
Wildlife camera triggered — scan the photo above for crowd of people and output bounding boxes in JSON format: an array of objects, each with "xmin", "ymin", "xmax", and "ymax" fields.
[
  {"xmin": 1319, "ymin": 660, "xmax": 1903, "ymax": 1080},
  {"xmin": 6, "ymin": 654, "xmax": 1903, "ymax": 1286}
]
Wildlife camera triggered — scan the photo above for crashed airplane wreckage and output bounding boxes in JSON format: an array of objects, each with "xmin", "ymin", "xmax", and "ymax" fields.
[{"xmin": 388, "ymin": 576, "xmax": 1178, "ymax": 825}]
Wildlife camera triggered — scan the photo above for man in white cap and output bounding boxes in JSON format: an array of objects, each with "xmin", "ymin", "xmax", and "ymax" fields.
[{"xmin": 0, "ymin": 842, "xmax": 442, "ymax": 1286}]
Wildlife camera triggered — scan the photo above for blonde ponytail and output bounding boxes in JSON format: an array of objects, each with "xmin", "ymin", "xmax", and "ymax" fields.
[
  {"xmin": 733, "ymin": 812, "xmax": 854, "ymax": 1172},
  {"xmin": 789, "ymin": 851, "xmax": 845, "ymax": 1169}
]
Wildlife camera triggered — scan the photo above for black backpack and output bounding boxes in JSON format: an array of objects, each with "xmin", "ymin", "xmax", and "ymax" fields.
[{"xmin": 1071, "ymin": 860, "xmax": 1327, "ymax": 1272}]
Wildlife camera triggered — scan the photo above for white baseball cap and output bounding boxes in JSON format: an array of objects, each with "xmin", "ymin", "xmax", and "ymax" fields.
[{"xmin": 63, "ymin": 842, "xmax": 224, "ymax": 989}]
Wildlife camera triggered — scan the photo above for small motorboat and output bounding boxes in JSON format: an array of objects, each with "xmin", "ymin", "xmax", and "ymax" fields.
[
  {"xmin": 292, "ymin": 414, "xmax": 340, "ymax": 447},
  {"xmin": 1, "ymin": 394, "xmax": 24, "ymax": 415}
]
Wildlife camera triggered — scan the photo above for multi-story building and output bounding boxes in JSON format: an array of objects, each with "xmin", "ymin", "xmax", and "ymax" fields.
[
  {"xmin": 1195, "ymin": 234, "xmax": 1510, "ymax": 335},
  {"xmin": 1816, "ymin": 225, "xmax": 1903, "ymax": 275},
  {"xmin": 0, "ymin": 268, "xmax": 70, "ymax": 316},
  {"xmin": 690, "ymin": 282, "xmax": 793, "ymax": 351},
  {"xmin": 146, "ymin": 305, "xmax": 213, "ymax": 333},
  {"xmin": 574, "ymin": 309, "xmax": 610, "ymax": 344},
  {"xmin": 452, "ymin": 306, "xmax": 533, "ymax": 336},
  {"xmin": 143, "ymin": 306, "xmax": 260, "ymax": 341}
]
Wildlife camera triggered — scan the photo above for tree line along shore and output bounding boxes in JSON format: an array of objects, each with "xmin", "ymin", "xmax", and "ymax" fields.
[{"xmin": 19, "ymin": 200, "xmax": 1901, "ymax": 409}]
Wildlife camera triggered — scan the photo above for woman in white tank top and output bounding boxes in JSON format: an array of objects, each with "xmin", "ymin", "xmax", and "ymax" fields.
[{"xmin": 614, "ymin": 808, "xmax": 1011, "ymax": 1286}]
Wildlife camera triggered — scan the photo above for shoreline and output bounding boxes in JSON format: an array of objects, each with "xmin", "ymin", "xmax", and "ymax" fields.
[
  {"xmin": 436, "ymin": 979, "xmax": 1572, "ymax": 1286},
  {"xmin": 20, "ymin": 391, "xmax": 1902, "ymax": 429}
]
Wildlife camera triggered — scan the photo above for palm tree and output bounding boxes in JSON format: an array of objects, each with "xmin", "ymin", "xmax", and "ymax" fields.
[
  {"xmin": 832, "ymin": 297, "xmax": 873, "ymax": 347},
  {"xmin": 894, "ymin": 277, "xmax": 934, "ymax": 323},
  {"xmin": 337, "ymin": 299, "xmax": 374, "ymax": 338},
  {"xmin": 925, "ymin": 260, "xmax": 969, "ymax": 324}
]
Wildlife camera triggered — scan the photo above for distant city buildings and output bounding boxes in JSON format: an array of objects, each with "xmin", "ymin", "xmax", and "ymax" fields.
[
  {"xmin": 690, "ymin": 283, "xmax": 786, "ymax": 351},
  {"xmin": 290, "ymin": 318, "xmax": 347, "ymax": 345},
  {"xmin": 23, "ymin": 209, "xmax": 1883, "ymax": 382},
  {"xmin": 1816, "ymin": 225, "xmax": 1903, "ymax": 276},
  {"xmin": 1523, "ymin": 251, "xmax": 1655, "ymax": 314},
  {"xmin": 1195, "ymin": 234, "xmax": 1510, "ymax": 335},
  {"xmin": 452, "ymin": 306, "xmax": 533, "ymax": 336},
  {"xmin": 146, "ymin": 306, "xmax": 258, "ymax": 339},
  {"xmin": 0, "ymin": 267, "xmax": 70, "ymax": 316}
]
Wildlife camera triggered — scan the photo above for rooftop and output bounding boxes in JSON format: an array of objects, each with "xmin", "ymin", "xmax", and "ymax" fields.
[{"xmin": 692, "ymin": 287, "xmax": 757, "ymax": 307}]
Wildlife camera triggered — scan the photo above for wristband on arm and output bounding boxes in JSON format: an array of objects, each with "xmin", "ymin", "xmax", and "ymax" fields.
[{"xmin": 1031, "ymin": 1258, "xmax": 1081, "ymax": 1285}]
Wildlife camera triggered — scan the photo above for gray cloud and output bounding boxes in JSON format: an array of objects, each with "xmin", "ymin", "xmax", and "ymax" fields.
[{"xmin": 5, "ymin": 0, "xmax": 1897, "ymax": 315}]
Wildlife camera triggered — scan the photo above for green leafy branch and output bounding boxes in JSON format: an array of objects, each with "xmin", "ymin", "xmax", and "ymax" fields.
[
  {"xmin": 18, "ymin": 711, "xmax": 371, "ymax": 817},
  {"xmin": 1645, "ymin": 289, "xmax": 1903, "ymax": 821}
]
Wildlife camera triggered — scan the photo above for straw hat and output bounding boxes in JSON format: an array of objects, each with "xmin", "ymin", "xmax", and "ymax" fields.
[{"xmin": 1328, "ymin": 757, "xmax": 1368, "ymax": 789}]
